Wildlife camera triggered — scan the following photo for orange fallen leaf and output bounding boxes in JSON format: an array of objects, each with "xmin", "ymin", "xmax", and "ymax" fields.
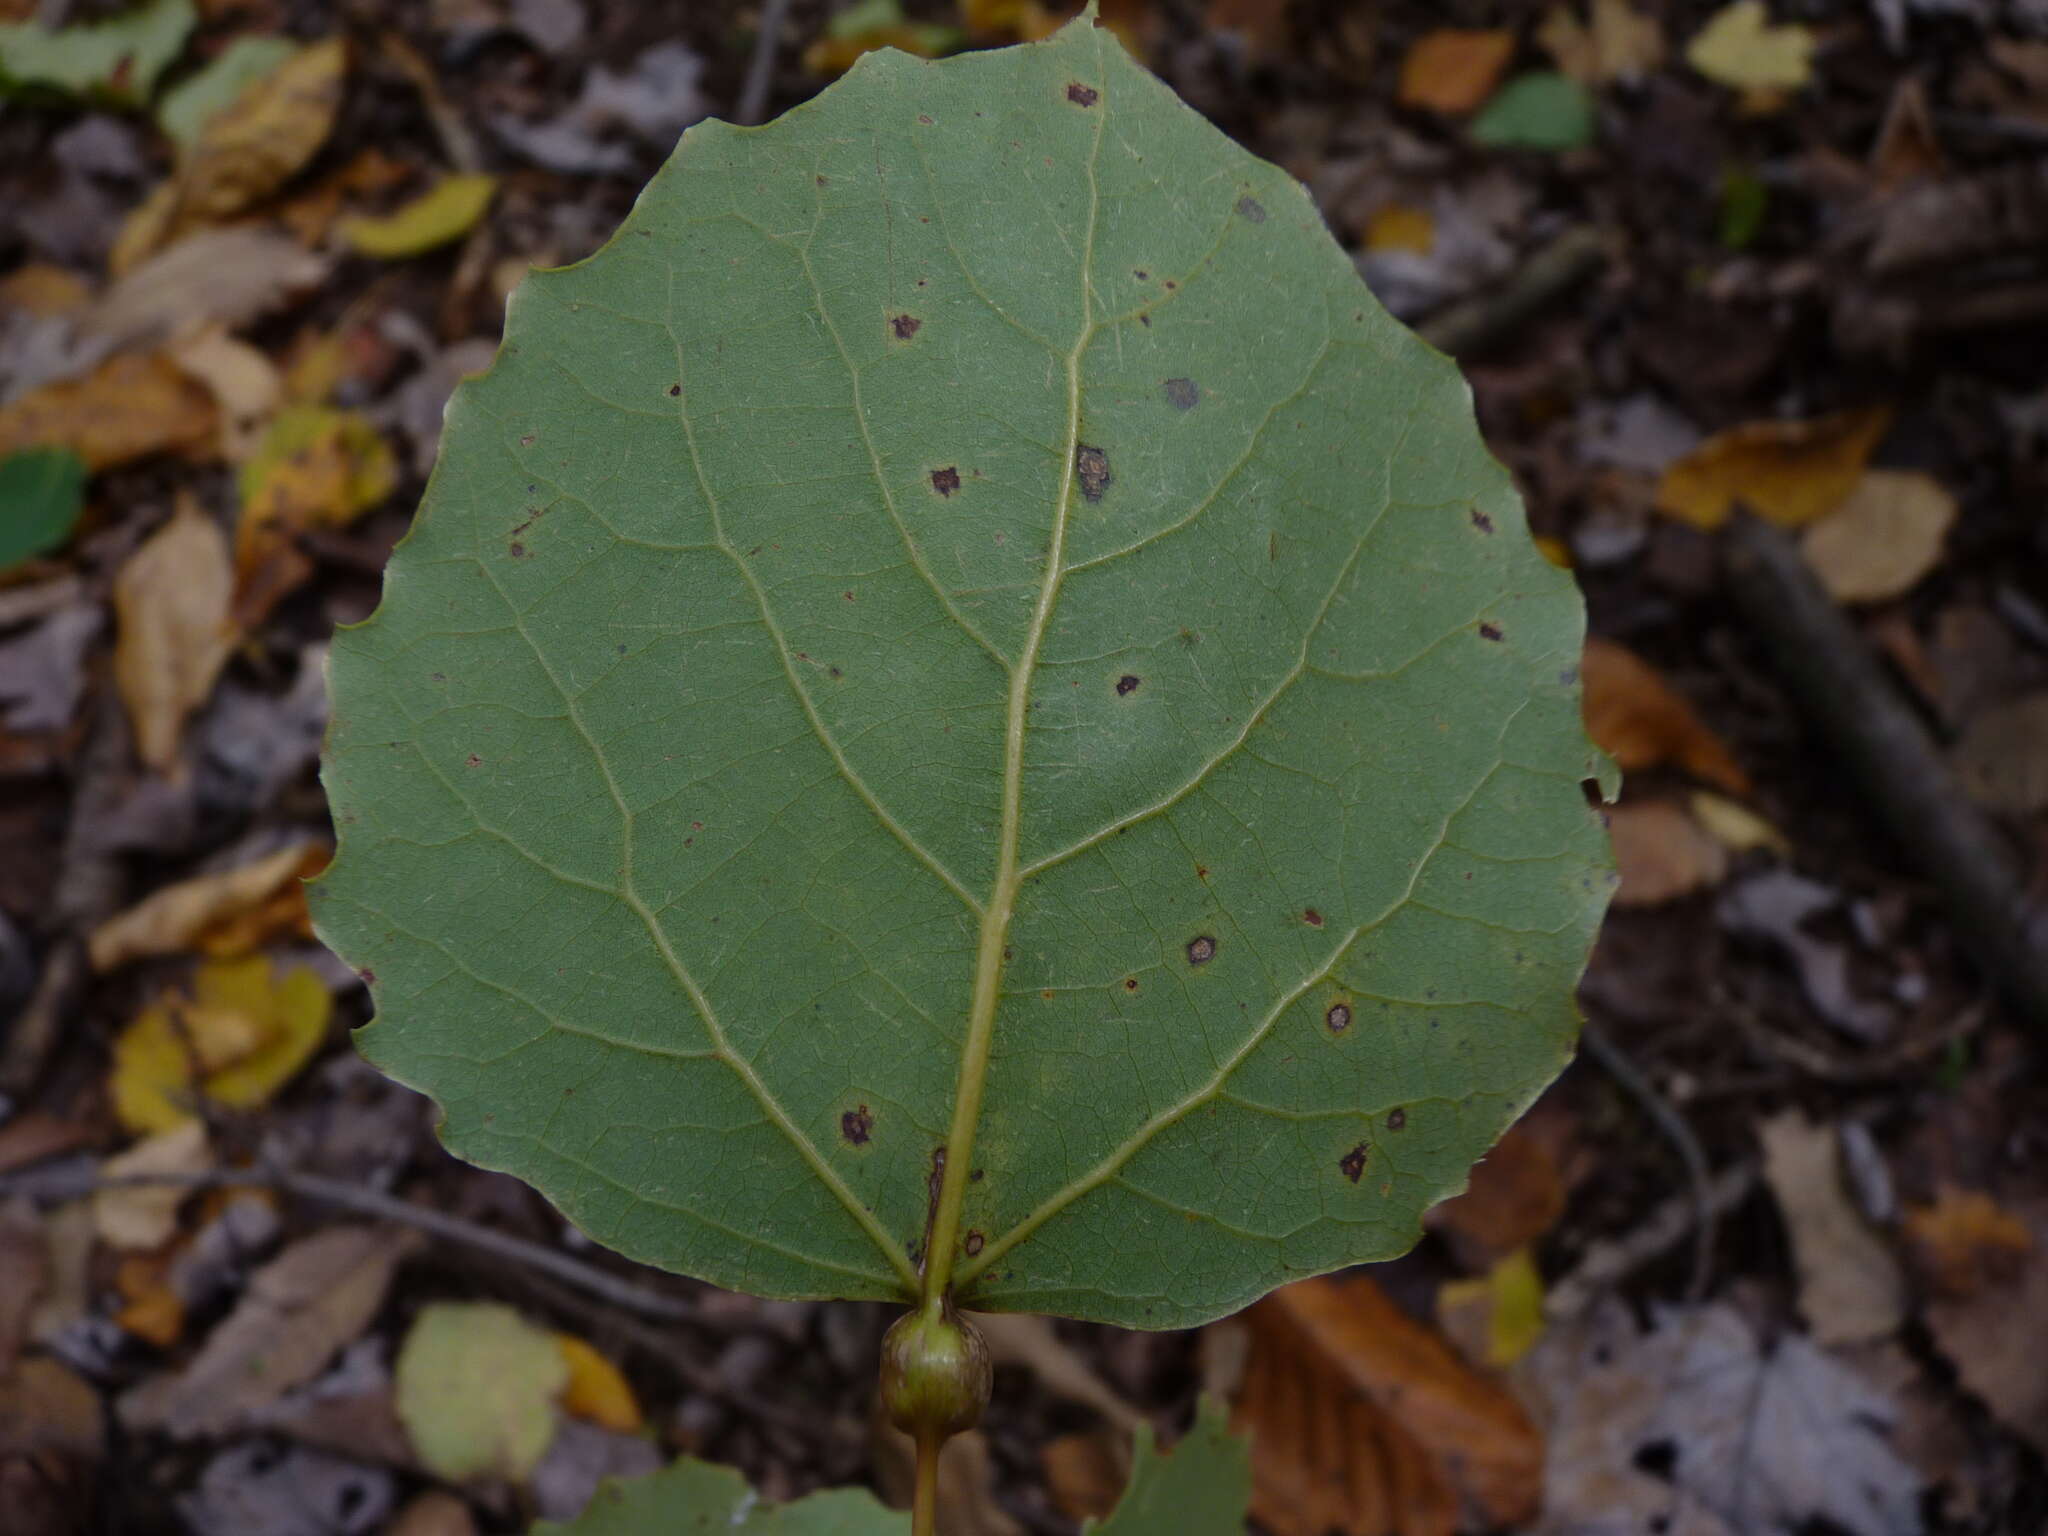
[
  {"xmin": 1041, "ymin": 1428, "xmax": 1127, "ymax": 1522},
  {"xmin": 1231, "ymin": 1273, "xmax": 1542, "ymax": 1536},
  {"xmin": 1427, "ymin": 1117, "xmax": 1568, "ymax": 1265},
  {"xmin": 114, "ymin": 1250, "xmax": 187, "ymax": 1347},
  {"xmin": 1902, "ymin": 1186, "xmax": 2034, "ymax": 1299},
  {"xmin": 961, "ymin": 0, "xmax": 1062, "ymax": 42},
  {"xmin": 1606, "ymin": 799, "xmax": 1730, "ymax": 906},
  {"xmin": 554, "ymin": 1333, "xmax": 642, "ymax": 1432},
  {"xmin": 0, "ymin": 352, "xmax": 217, "ymax": 472},
  {"xmin": 1398, "ymin": 30, "xmax": 1517, "ymax": 115},
  {"xmin": 1581, "ymin": 637, "xmax": 1750, "ymax": 794},
  {"xmin": 113, "ymin": 496, "xmax": 236, "ymax": 775},
  {"xmin": 1654, "ymin": 406, "xmax": 1893, "ymax": 529},
  {"xmin": 89, "ymin": 841, "xmax": 327, "ymax": 971}
]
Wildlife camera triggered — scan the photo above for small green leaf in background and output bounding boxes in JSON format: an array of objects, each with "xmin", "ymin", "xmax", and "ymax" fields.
[
  {"xmin": 1471, "ymin": 71, "xmax": 1597, "ymax": 151},
  {"xmin": 0, "ymin": 0, "xmax": 196, "ymax": 104},
  {"xmin": 1717, "ymin": 166, "xmax": 1769, "ymax": 249},
  {"xmin": 532, "ymin": 1455, "xmax": 907, "ymax": 1535},
  {"xmin": 827, "ymin": 0, "xmax": 962, "ymax": 55},
  {"xmin": 0, "ymin": 447, "xmax": 88, "ymax": 572},
  {"xmin": 157, "ymin": 34, "xmax": 295, "ymax": 149},
  {"xmin": 396, "ymin": 1302, "xmax": 569, "ymax": 1482},
  {"xmin": 1090, "ymin": 1398, "xmax": 1251, "ymax": 1536}
]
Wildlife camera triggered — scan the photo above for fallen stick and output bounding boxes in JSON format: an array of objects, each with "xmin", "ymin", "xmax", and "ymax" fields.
[
  {"xmin": 1420, "ymin": 225, "xmax": 1607, "ymax": 357},
  {"xmin": 1721, "ymin": 516, "xmax": 2048, "ymax": 1026}
]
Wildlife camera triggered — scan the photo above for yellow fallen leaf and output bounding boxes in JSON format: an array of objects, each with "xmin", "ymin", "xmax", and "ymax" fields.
[
  {"xmin": 0, "ymin": 351, "xmax": 217, "ymax": 472},
  {"xmin": 1800, "ymin": 469, "xmax": 1956, "ymax": 604},
  {"xmin": 113, "ymin": 38, "xmax": 349, "ymax": 272},
  {"xmin": 1606, "ymin": 799, "xmax": 1729, "ymax": 906},
  {"xmin": 113, "ymin": 496, "xmax": 235, "ymax": 775},
  {"xmin": 1689, "ymin": 789, "xmax": 1788, "ymax": 854},
  {"xmin": 94, "ymin": 1121, "xmax": 210, "ymax": 1251},
  {"xmin": 89, "ymin": 841, "xmax": 326, "ymax": 971},
  {"xmin": 1539, "ymin": 0, "xmax": 1664, "ymax": 84},
  {"xmin": 554, "ymin": 1333, "xmax": 643, "ymax": 1432},
  {"xmin": 1654, "ymin": 406, "xmax": 1892, "ymax": 530},
  {"xmin": 340, "ymin": 173, "xmax": 498, "ymax": 259},
  {"xmin": 1582, "ymin": 637, "xmax": 1750, "ymax": 794},
  {"xmin": 1364, "ymin": 203, "xmax": 1435, "ymax": 254},
  {"xmin": 1437, "ymin": 1247, "xmax": 1546, "ymax": 1368},
  {"xmin": 169, "ymin": 324, "xmax": 281, "ymax": 462},
  {"xmin": 1686, "ymin": 1, "xmax": 1813, "ymax": 93},
  {"xmin": 235, "ymin": 405, "xmax": 396, "ymax": 624},
  {"xmin": 1398, "ymin": 29, "xmax": 1517, "ymax": 115},
  {"xmin": 110, "ymin": 954, "xmax": 331, "ymax": 1134}
]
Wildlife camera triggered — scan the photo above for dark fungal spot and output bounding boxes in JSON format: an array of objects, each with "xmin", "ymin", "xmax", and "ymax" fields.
[
  {"xmin": 357, "ymin": 967, "xmax": 375, "ymax": 985},
  {"xmin": 1340, "ymin": 1143, "xmax": 1369, "ymax": 1183},
  {"xmin": 1066, "ymin": 81, "xmax": 1098, "ymax": 106},
  {"xmin": 917, "ymin": 113, "xmax": 934, "ymax": 124},
  {"xmin": 1479, "ymin": 621, "xmax": 1504, "ymax": 642},
  {"xmin": 1163, "ymin": 377, "xmax": 1199, "ymax": 411},
  {"xmin": 1236, "ymin": 195, "xmax": 1267, "ymax": 223},
  {"xmin": 519, "ymin": 433, "xmax": 536, "ymax": 446},
  {"xmin": 1470, "ymin": 507, "xmax": 1494, "ymax": 533},
  {"xmin": 816, "ymin": 174, "xmax": 828, "ymax": 186},
  {"xmin": 1123, "ymin": 977, "xmax": 1139, "ymax": 992},
  {"xmin": 964, "ymin": 1230, "xmax": 986, "ymax": 1255},
  {"xmin": 841, "ymin": 1106, "xmax": 873, "ymax": 1146},
  {"xmin": 1115, "ymin": 674, "xmax": 1141, "ymax": 696},
  {"xmin": 667, "ymin": 383, "xmax": 681, "ymax": 397},
  {"xmin": 509, "ymin": 541, "xmax": 527, "ymax": 558},
  {"xmin": 931, "ymin": 466, "xmax": 961, "ymax": 497},
  {"xmin": 1164, "ymin": 279, "xmax": 1177, "ymax": 291},
  {"xmin": 1325, "ymin": 1002, "xmax": 1351, "ymax": 1033},
  {"xmin": 1303, "ymin": 907, "xmax": 1323, "ymax": 927},
  {"xmin": 1075, "ymin": 443, "xmax": 1111, "ymax": 502},
  {"xmin": 970, "ymin": 1168, "xmax": 984, "ymax": 1182},
  {"xmin": 464, "ymin": 754, "xmax": 481, "ymax": 768},
  {"xmin": 828, "ymin": 665, "xmax": 843, "ymax": 679},
  {"xmin": 1386, "ymin": 1107, "xmax": 1407, "ymax": 1131},
  {"xmin": 1134, "ymin": 269, "xmax": 1149, "ymax": 280},
  {"xmin": 1186, "ymin": 935, "xmax": 1217, "ymax": 967},
  {"xmin": 890, "ymin": 313, "xmax": 922, "ymax": 340}
]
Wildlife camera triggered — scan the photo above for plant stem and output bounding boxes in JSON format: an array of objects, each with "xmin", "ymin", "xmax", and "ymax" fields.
[{"xmin": 912, "ymin": 1426, "xmax": 941, "ymax": 1536}]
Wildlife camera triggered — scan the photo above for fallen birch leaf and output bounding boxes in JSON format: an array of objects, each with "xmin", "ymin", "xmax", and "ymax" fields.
[
  {"xmin": 1685, "ymin": 1, "xmax": 1814, "ymax": 93},
  {"xmin": 1607, "ymin": 799, "xmax": 1730, "ymax": 906},
  {"xmin": 0, "ymin": 446, "xmax": 86, "ymax": 572},
  {"xmin": 397, "ymin": 1302, "xmax": 568, "ymax": 1482},
  {"xmin": 554, "ymin": 1334, "xmax": 641, "ymax": 1433},
  {"xmin": 0, "ymin": 351, "xmax": 216, "ymax": 472},
  {"xmin": 1538, "ymin": 0, "xmax": 1663, "ymax": 85},
  {"xmin": 168, "ymin": 324, "xmax": 282, "ymax": 463},
  {"xmin": 1582, "ymin": 636, "xmax": 1751, "ymax": 794},
  {"xmin": 1901, "ymin": 1186, "xmax": 2035, "ymax": 1300},
  {"xmin": 110, "ymin": 954, "xmax": 332, "ymax": 1134},
  {"xmin": 1951, "ymin": 693, "xmax": 2048, "ymax": 816},
  {"xmin": 340, "ymin": 173, "xmax": 498, "ymax": 258},
  {"xmin": 1397, "ymin": 29, "xmax": 1516, "ymax": 115},
  {"xmin": 1759, "ymin": 1111, "xmax": 1907, "ymax": 1346},
  {"xmin": 121, "ymin": 1225, "xmax": 421, "ymax": 1436},
  {"xmin": 93, "ymin": 1120, "xmax": 210, "ymax": 1251},
  {"xmin": 1232, "ymin": 1273, "xmax": 1540, "ymax": 1536},
  {"xmin": 1800, "ymin": 469, "xmax": 1956, "ymax": 604},
  {"xmin": 235, "ymin": 405, "xmax": 396, "ymax": 623},
  {"xmin": 112, "ymin": 495, "xmax": 234, "ymax": 775},
  {"xmin": 89, "ymin": 840, "xmax": 325, "ymax": 970},
  {"xmin": 0, "ymin": 0, "xmax": 194, "ymax": 104},
  {"xmin": 1655, "ymin": 407, "xmax": 1892, "ymax": 530}
]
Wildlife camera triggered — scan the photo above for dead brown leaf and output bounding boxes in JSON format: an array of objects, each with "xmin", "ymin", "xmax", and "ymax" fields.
[
  {"xmin": 93, "ymin": 1121, "xmax": 211, "ymax": 1252},
  {"xmin": 1758, "ymin": 1111, "xmax": 1906, "ymax": 1346},
  {"xmin": 1800, "ymin": 469, "xmax": 1956, "ymax": 605},
  {"xmin": 1920, "ymin": 1198, "xmax": 2048, "ymax": 1455},
  {"xmin": 1654, "ymin": 407, "xmax": 1893, "ymax": 529},
  {"xmin": 112, "ymin": 496, "xmax": 236, "ymax": 775},
  {"xmin": 168, "ymin": 325, "xmax": 284, "ymax": 462},
  {"xmin": 89, "ymin": 840, "xmax": 325, "ymax": 971},
  {"xmin": 0, "ymin": 352, "xmax": 217, "ymax": 472},
  {"xmin": 83, "ymin": 228, "xmax": 329, "ymax": 359},
  {"xmin": 1951, "ymin": 694, "xmax": 2048, "ymax": 816},
  {"xmin": 387, "ymin": 1491, "xmax": 479, "ymax": 1536},
  {"xmin": 1606, "ymin": 799, "xmax": 1730, "ymax": 906},
  {"xmin": 1581, "ymin": 637, "xmax": 1750, "ymax": 794},
  {"xmin": 120, "ymin": 1225, "xmax": 422, "ymax": 1437},
  {"xmin": 0, "ymin": 1357, "xmax": 103, "ymax": 1460},
  {"xmin": 1397, "ymin": 30, "xmax": 1516, "ymax": 115},
  {"xmin": 1901, "ymin": 1186, "xmax": 2034, "ymax": 1299},
  {"xmin": 1042, "ymin": 1427, "xmax": 1128, "ymax": 1523},
  {"xmin": 1231, "ymin": 1273, "xmax": 1541, "ymax": 1536},
  {"xmin": 1428, "ymin": 1117, "xmax": 1568, "ymax": 1266}
]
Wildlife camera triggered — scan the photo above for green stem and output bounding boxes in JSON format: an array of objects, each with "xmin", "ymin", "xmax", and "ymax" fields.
[{"xmin": 912, "ymin": 1426, "xmax": 941, "ymax": 1536}]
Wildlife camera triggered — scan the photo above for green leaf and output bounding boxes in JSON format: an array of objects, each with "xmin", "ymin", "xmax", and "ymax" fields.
[
  {"xmin": 0, "ymin": 0, "xmax": 195, "ymax": 105},
  {"xmin": 395, "ymin": 1303, "xmax": 568, "ymax": 1481},
  {"xmin": 157, "ymin": 34, "xmax": 295, "ymax": 150},
  {"xmin": 1090, "ymin": 1398, "xmax": 1250, "ymax": 1536},
  {"xmin": 533, "ymin": 1456, "xmax": 906, "ymax": 1536},
  {"xmin": 0, "ymin": 447, "xmax": 87, "ymax": 571},
  {"xmin": 316, "ymin": 15, "xmax": 1612, "ymax": 1330},
  {"xmin": 1470, "ymin": 72, "xmax": 1597, "ymax": 151}
]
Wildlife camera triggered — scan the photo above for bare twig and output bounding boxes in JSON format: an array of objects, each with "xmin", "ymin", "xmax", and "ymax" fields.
[
  {"xmin": 1722, "ymin": 516, "xmax": 2048, "ymax": 1026},
  {"xmin": 1545, "ymin": 1161, "xmax": 1759, "ymax": 1322},
  {"xmin": 738, "ymin": 0, "xmax": 796, "ymax": 127},
  {"xmin": 1419, "ymin": 225, "xmax": 1607, "ymax": 357}
]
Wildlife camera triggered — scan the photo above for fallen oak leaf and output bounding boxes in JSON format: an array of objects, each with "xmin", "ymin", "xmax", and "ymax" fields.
[
  {"xmin": 0, "ymin": 351, "xmax": 216, "ymax": 472},
  {"xmin": 89, "ymin": 840, "xmax": 325, "ymax": 971},
  {"xmin": 1654, "ymin": 406, "xmax": 1892, "ymax": 530},
  {"xmin": 1581, "ymin": 637, "xmax": 1750, "ymax": 794},
  {"xmin": 112, "ymin": 494, "xmax": 234, "ymax": 775}
]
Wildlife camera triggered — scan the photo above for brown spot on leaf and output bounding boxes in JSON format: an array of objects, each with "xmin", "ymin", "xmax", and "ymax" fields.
[
  {"xmin": 1340, "ymin": 1143, "xmax": 1369, "ymax": 1183},
  {"xmin": 1387, "ymin": 1107, "xmax": 1407, "ymax": 1131},
  {"xmin": 1123, "ymin": 977, "xmax": 1139, "ymax": 992},
  {"xmin": 358, "ymin": 968, "xmax": 375, "ymax": 985},
  {"xmin": 667, "ymin": 384, "xmax": 681, "ymax": 397},
  {"xmin": 964, "ymin": 1230, "xmax": 986, "ymax": 1255},
  {"xmin": 1067, "ymin": 82, "xmax": 1099, "ymax": 106},
  {"xmin": 1186, "ymin": 935, "xmax": 1217, "ymax": 967},
  {"xmin": 917, "ymin": 114, "xmax": 934, "ymax": 125},
  {"xmin": 890, "ymin": 313, "xmax": 922, "ymax": 340},
  {"xmin": 931, "ymin": 466, "xmax": 961, "ymax": 497},
  {"xmin": 464, "ymin": 754, "xmax": 481, "ymax": 768},
  {"xmin": 1303, "ymin": 907, "xmax": 1323, "ymax": 927},
  {"xmin": 1236, "ymin": 195, "xmax": 1267, "ymax": 223},
  {"xmin": 1163, "ymin": 377, "xmax": 1199, "ymax": 411},
  {"xmin": 1470, "ymin": 507, "xmax": 1494, "ymax": 533},
  {"xmin": 509, "ymin": 541, "xmax": 527, "ymax": 558},
  {"xmin": 1479, "ymin": 621, "xmax": 1503, "ymax": 642},
  {"xmin": 519, "ymin": 433, "xmax": 536, "ymax": 447},
  {"xmin": 841, "ymin": 1106, "xmax": 873, "ymax": 1146},
  {"xmin": 1326, "ymin": 1002, "xmax": 1351, "ymax": 1033},
  {"xmin": 1115, "ymin": 674, "xmax": 1141, "ymax": 697},
  {"xmin": 1075, "ymin": 443, "xmax": 1111, "ymax": 502}
]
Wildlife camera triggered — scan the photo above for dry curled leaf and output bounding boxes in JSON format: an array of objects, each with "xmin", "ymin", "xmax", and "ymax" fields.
[
  {"xmin": 1606, "ymin": 799, "xmax": 1730, "ymax": 907},
  {"xmin": 1435, "ymin": 1248, "xmax": 1545, "ymax": 1369},
  {"xmin": 112, "ymin": 495, "xmax": 235, "ymax": 774},
  {"xmin": 1655, "ymin": 407, "xmax": 1892, "ymax": 530},
  {"xmin": 1581, "ymin": 637, "xmax": 1750, "ymax": 794},
  {"xmin": 1231, "ymin": 1273, "xmax": 1541, "ymax": 1536},
  {"xmin": 1800, "ymin": 470, "xmax": 1956, "ymax": 604},
  {"xmin": 0, "ymin": 351, "xmax": 216, "ymax": 472},
  {"xmin": 1397, "ymin": 29, "xmax": 1516, "ymax": 115},
  {"xmin": 89, "ymin": 840, "xmax": 325, "ymax": 971}
]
